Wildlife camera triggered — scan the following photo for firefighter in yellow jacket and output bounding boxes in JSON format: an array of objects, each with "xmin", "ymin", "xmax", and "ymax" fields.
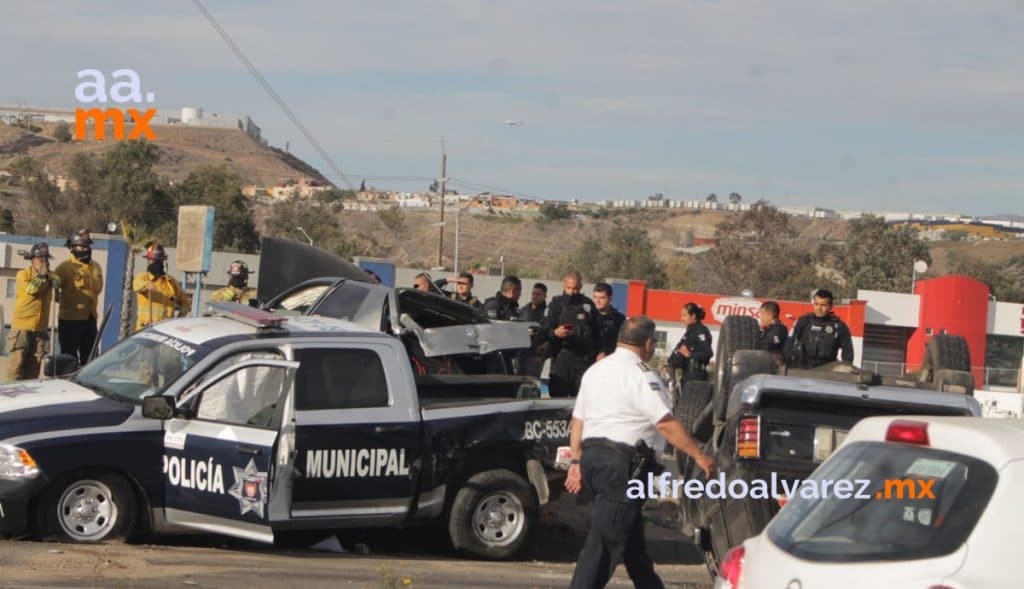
[
  {"xmin": 210, "ymin": 260, "xmax": 257, "ymax": 305},
  {"xmin": 55, "ymin": 230, "xmax": 103, "ymax": 366},
  {"xmin": 8, "ymin": 243, "xmax": 61, "ymax": 380},
  {"xmin": 133, "ymin": 242, "xmax": 190, "ymax": 332}
]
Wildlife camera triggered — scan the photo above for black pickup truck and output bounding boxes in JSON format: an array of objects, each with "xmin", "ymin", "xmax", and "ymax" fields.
[
  {"xmin": 670, "ymin": 316, "xmax": 981, "ymax": 575},
  {"xmin": 0, "ymin": 304, "xmax": 571, "ymax": 560}
]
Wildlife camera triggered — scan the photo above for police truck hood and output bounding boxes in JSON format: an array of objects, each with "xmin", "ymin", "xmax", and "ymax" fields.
[{"xmin": 0, "ymin": 379, "xmax": 135, "ymax": 442}]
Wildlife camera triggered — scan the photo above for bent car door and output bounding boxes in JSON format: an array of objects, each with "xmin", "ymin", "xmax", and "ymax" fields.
[{"xmin": 161, "ymin": 358, "xmax": 299, "ymax": 543}]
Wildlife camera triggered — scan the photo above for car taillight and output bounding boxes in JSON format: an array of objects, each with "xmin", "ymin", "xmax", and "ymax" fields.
[
  {"xmin": 737, "ymin": 416, "xmax": 760, "ymax": 458},
  {"xmin": 718, "ymin": 545, "xmax": 745, "ymax": 588},
  {"xmin": 885, "ymin": 419, "xmax": 930, "ymax": 446}
]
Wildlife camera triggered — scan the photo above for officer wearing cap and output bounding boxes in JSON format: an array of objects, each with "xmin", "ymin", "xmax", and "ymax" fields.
[
  {"xmin": 132, "ymin": 240, "xmax": 190, "ymax": 332},
  {"xmin": 565, "ymin": 316, "xmax": 714, "ymax": 589},
  {"xmin": 55, "ymin": 229, "xmax": 103, "ymax": 366},
  {"xmin": 211, "ymin": 260, "xmax": 257, "ymax": 305},
  {"xmin": 784, "ymin": 289, "xmax": 854, "ymax": 368},
  {"xmin": 8, "ymin": 243, "xmax": 61, "ymax": 380}
]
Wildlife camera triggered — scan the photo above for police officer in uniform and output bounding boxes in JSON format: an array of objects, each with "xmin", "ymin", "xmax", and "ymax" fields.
[
  {"xmin": 437, "ymin": 272, "xmax": 482, "ymax": 309},
  {"xmin": 517, "ymin": 282, "xmax": 549, "ymax": 378},
  {"xmin": 565, "ymin": 316, "xmax": 714, "ymax": 589},
  {"xmin": 592, "ymin": 282, "xmax": 625, "ymax": 361},
  {"xmin": 211, "ymin": 260, "xmax": 257, "ymax": 305},
  {"xmin": 8, "ymin": 243, "xmax": 61, "ymax": 380},
  {"xmin": 543, "ymin": 271, "xmax": 600, "ymax": 397},
  {"xmin": 667, "ymin": 302, "xmax": 713, "ymax": 384},
  {"xmin": 133, "ymin": 241, "xmax": 191, "ymax": 332},
  {"xmin": 55, "ymin": 230, "xmax": 103, "ymax": 366},
  {"xmin": 784, "ymin": 289, "xmax": 854, "ymax": 368},
  {"xmin": 758, "ymin": 300, "xmax": 788, "ymax": 363},
  {"xmin": 482, "ymin": 276, "xmax": 522, "ymax": 321}
]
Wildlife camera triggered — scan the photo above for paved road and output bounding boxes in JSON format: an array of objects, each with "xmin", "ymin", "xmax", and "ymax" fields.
[
  {"xmin": 0, "ymin": 495, "xmax": 713, "ymax": 589},
  {"xmin": 0, "ymin": 538, "xmax": 712, "ymax": 589}
]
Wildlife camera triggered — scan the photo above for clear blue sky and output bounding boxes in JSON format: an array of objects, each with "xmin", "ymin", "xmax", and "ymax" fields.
[{"xmin": 3, "ymin": 1, "xmax": 1023, "ymax": 215}]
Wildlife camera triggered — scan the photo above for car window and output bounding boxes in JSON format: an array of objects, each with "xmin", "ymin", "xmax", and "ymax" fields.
[
  {"xmin": 273, "ymin": 284, "xmax": 331, "ymax": 315},
  {"xmin": 196, "ymin": 364, "xmax": 291, "ymax": 428},
  {"xmin": 295, "ymin": 348, "xmax": 389, "ymax": 410},
  {"xmin": 74, "ymin": 331, "xmax": 210, "ymax": 402},
  {"xmin": 314, "ymin": 282, "xmax": 372, "ymax": 321},
  {"xmin": 767, "ymin": 441, "xmax": 998, "ymax": 562}
]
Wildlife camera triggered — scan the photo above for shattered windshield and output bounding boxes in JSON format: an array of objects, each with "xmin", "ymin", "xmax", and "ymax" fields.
[{"xmin": 74, "ymin": 331, "xmax": 210, "ymax": 403}]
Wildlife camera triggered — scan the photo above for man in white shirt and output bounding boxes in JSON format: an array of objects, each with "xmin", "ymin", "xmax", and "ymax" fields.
[{"xmin": 566, "ymin": 316, "xmax": 714, "ymax": 589}]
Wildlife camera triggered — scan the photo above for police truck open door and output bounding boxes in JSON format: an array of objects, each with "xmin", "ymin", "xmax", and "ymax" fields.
[{"xmin": 159, "ymin": 358, "xmax": 299, "ymax": 543}]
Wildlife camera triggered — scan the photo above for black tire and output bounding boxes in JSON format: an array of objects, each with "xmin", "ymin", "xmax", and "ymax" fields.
[
  {"xmin": 36, "ymin": 471, "xmax": 137, "ymax": 543},
  {"xmin": 921, "ymin": 334, "xmax": 970, "ymax": 382},
  {"xmin": 713, "ymin": 316, "xmax": 761, "ymax": 423},
  {"xmin": 448, "ymin": 469, "xmax": 538, "ymax": 560},
  {"xmin": 673, "ymin": 381, "xmax": 714, "ymax": 442}
]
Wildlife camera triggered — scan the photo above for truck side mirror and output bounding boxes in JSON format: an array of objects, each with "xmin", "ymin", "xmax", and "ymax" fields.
[
  {"xmin": 142, "ymin": 395, "xmax": 176, "ymax": 420},
  {"xmin": 42, "ymin": 353, "xmax": 79, "ymax": 377}
]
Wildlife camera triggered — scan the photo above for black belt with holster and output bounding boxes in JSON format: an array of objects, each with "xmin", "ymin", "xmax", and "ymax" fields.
[{"xmin": 583, "ymin": 437, "xmax": 664, "ymax": 480}]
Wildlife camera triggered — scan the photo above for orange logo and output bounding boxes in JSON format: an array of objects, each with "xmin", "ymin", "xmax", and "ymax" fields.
[{"xmin": 73, "ymin": 69, "xmax": 157, "ymax": 141}]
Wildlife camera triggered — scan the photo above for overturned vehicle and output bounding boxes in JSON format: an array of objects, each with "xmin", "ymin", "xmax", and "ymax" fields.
[{"xmin": 669, "ymin": 315, "xmax": 981, "ymax": 576}]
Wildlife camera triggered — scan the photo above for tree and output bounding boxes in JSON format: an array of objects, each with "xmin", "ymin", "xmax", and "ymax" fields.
[
  {"xmin": 376, "ymin": 206, "xmax": 404, "ymax": 232},
  {"xmin": 173, "ymin": 165, "xmax": 260, "ymax": 253},
  {"xmin": 728, "ymin": 192, "xmax": 742, "ymax": 204},
  {"xmin": 264, "ymin": 198, "xmax": 362, "ymax": 260},
  {"xmin": 98, "ymin": 140, "xmax": 174, "ymax": 235},
  {"xmin": 0, "ymin": 207, "xmax": 14, "ymax": 233},
  {"xmin": 428, "ymin": 179, "xmax": 439, "ymax": 194},
  {"xmin": 540, "ymin": 202, "xmax": 571, "ymax": 221},
  {"xmin": 359, "ymin": 179, "xmax": 366, "ymax": 192},
  {"xmin": 820, "ymin": 215, "xmax": 931, "ymax": 295},
  {"xmin": 949, "ymin": 254, "xmax": 1024, "ymax": 303},
  {"xmin": 53, "ymin": 122, "xmax": 72, "ymax": 143},
  {"xmin": 709, "ymin": 204, "xmax": 820, "ymax": 299},
  {"xmin": 706, "ymin": 193, "xmax": 718, "ymax": 203},
  {"xmin": 557, "ymin": 226, "xmax": 668, "ymax": 288},
  {"xmin": 665, "ymin": 255, "xmax": 695, "ymax": 291}
]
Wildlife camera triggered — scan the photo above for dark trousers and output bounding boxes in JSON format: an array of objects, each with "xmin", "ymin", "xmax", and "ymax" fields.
[
  {"xmin": 570, "ymin": 443, "xmax": 664, "ymax": 589},
  {"xmin": 549, "ymin": 350, "xmax": 591, "ymax": 398},
  {"xmin": 58, "ymin": 319, "xmax": 98, "ymax": 366}
]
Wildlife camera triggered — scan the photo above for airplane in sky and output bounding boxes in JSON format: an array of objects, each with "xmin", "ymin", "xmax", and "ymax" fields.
[{"xmin": 504, "ymin": 120, "xmax": 524, "ymax": 126}]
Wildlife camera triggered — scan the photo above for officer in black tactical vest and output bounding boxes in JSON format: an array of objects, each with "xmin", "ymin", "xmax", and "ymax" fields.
[
  {"xmin": 543, "ymin": 271, "xmax": 600, "ymax": 397},
  {"xmin": 667, "ymin": 302, "xmax": 713, "ymax": 385},
  {"xmin": 758, "ymin": 300, "xmax": 789, "ymax": 367},
  {"xmin": 784, "ymin": 289, "xmax": 854, "ymax": 368}
]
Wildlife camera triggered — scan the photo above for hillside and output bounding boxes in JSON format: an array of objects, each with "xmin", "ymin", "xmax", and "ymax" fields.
[{"xmin": 0, "ymin": 121, "xmax": 326, "ymax": 187}]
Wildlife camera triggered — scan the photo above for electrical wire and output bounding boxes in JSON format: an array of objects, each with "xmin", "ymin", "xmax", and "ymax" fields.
[{"xmin": 190, "ymin": 0, "xmax": 355, "ymax": 191}]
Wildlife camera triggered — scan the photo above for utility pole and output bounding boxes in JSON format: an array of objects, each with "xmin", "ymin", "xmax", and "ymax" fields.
[
  {"xmin": 454, "ymin": 201, "xmax": 460, "ymax": 274},
  {"xmin": 436, "ymin": 138, "xmax": 447, "ymax": 268}
]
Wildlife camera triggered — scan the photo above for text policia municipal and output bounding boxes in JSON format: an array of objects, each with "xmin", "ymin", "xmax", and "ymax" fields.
[{"xmin": 629, "ymin": 472, "xmax": 937, "ymax": 501}]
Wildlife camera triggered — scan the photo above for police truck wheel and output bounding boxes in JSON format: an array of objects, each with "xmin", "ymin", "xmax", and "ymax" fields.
[
  {"xmin": 37, "ymin": 472, "xmax": 136, "ymax": 543},
  {"xmin": 449, "ymin": 469, "xmax": 537, "ymax": 560},
  {"xmin": 712, "ymin": 316, "xmax": 761, "ymax": 423}
]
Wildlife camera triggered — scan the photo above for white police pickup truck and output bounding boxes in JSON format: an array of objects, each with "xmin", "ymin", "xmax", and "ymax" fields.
[{"xmin": 0, "ymin": 304, "xmax": 573, "ymax": 559}]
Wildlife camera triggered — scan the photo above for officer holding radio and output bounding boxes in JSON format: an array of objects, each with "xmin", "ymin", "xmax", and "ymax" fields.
[
  {"xmin": 543, "ymin": 270, "xmax": 600, "ymax": 397},
  {"xmin": 565, "ymin": 316, "xmax": 714, "ymax": 589}
]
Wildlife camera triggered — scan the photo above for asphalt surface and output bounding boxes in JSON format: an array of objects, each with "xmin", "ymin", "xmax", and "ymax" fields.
[{"xmin": 0, "ymin": 494, "xmax": 713, "ymax": 589}]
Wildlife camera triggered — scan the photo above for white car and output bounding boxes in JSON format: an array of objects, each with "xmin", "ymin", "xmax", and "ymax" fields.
[{"xmin": 714, "ymin": 415, "xmax": 1024, "ymax": 589}]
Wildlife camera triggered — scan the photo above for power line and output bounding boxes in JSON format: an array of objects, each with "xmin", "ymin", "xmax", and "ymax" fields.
[{"xmin": 190, "ymin": 0, "xmax": 354, "ymax": 191}]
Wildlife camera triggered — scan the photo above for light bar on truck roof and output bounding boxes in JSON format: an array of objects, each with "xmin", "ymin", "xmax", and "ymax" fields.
[{"xmin": 205, "ymin": 302, "xmax": 288, "ymax": 330}]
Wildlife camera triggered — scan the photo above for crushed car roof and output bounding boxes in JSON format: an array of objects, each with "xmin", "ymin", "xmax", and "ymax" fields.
[{"xmin": 152, "ymin": 314, "xmax": 386, "ymax": 346}]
